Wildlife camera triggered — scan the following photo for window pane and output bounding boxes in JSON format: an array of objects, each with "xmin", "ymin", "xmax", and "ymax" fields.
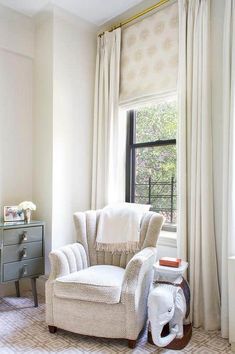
[
  {"xmin": 134, "ymin": 145, "xmax": 177, "ymax": 224},
  {"xmin": 135, "ymin": 100, "xmax": 177, "ymax": 143}
]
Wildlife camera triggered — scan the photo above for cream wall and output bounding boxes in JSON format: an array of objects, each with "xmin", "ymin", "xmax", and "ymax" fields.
[
  {"xmin": 33, "ymin": 7, "xmax": 97, "ymax": 271},
  {"xmin": 33, "ymin": 11, "xmax": 54, "ymax": 274},
  {"xmin": 0, "ymin": 4, "xmax": 34, "ymax": 295},
  {"xmin": 0, "ymin": 4, "xmax": 34, "ymax": 209},
  {"xmin": 0, "ymin": 50, "xmax": 33, "ymax": 206},
  {"xmin": 52, "ymin": 8, "xmax": 96, "ymax": 251},
  {"xmin": 0, "ymin": 4, "xmax": 34, "ymax": 58},
  {"xmin": 0, "ymin": 4, "xmax": 97, "ymax": 278}
]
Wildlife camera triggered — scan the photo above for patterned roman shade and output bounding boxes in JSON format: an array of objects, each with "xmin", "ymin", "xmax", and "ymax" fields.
[{"xmin": 120, "ymin": 1, "xmax": 178, "ymax": 106}]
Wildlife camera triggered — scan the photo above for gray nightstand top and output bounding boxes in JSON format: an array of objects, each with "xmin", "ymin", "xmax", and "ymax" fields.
[{"xmin": 0, "ymin": 220, "xmax": 44, "ymax": 229}]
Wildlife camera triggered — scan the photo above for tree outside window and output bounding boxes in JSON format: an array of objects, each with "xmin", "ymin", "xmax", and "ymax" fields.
[{"xmin": 126, "ymin": 98, "xmax": 177, "ymax": 229}]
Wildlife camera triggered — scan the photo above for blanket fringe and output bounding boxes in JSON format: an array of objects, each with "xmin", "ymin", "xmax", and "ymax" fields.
[{"xmin": 96, "ymin": 241, "xmax": 140, "ymax": 254}]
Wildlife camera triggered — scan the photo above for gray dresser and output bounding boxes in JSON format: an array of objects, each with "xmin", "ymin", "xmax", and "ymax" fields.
[{"xmin": 0, "ymin": 220, "xmax": 44, "ymax": 307}]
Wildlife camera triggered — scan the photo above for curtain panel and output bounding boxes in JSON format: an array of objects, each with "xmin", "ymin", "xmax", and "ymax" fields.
[
  {"xmin": 177, "ymin": 0, "xmax": 220, "ymax": 330},
  {"xmin": 221, "ymin": 0, "xmax": 235, "ymax": 338},
  {"xmin": 91, "ymin": 29, "xmax": 126, "ymax": 209}
]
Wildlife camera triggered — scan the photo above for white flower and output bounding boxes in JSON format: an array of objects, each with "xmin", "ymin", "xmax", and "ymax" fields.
[{"xmin": 18, "ymin": 201, "xmax": 36, "ymax": 211}]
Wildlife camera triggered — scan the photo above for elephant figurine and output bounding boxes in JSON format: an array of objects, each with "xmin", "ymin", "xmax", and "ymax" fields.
[{"xmin": 148, "ymin": 283, "xmax": 187, "ymax": 348}]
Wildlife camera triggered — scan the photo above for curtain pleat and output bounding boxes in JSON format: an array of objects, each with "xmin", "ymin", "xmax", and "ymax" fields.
[
  {"xmin": 221, "ymin": 0, "xmax": 235, "ymax": 338},
  {"xmin": 177, "ymin": 0, "xmax": 220, "ymax": 330},
  {"xmin": 91, "ymin": 29, "xmax": 126, "ymax": 209}
]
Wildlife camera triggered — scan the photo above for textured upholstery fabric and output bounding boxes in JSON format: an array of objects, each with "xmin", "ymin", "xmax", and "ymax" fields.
[
  {"xmin": 48, "ymin": 243, "xmax": 88, "ymax": 279},
  {"xmin": 53, "ymin": 297, "xmax": 126, "ymax": 338},
  {"xmin": 54, "ymin": 265, "xmax": 125, "ymax": 304},
  {"xmin": 73, "ymin": 210, "xmax": 163, "ymax": 268},
  {"xmin": 121, "ymin": 247, "xmax": 157, "ymax": 338},
  {"xmin": 46, "ymin": 211, "xmax": 164, "ymax": 340},
  {"xmin": 46, "ymin": 243, "xmax": 88, "ymax": 325}
]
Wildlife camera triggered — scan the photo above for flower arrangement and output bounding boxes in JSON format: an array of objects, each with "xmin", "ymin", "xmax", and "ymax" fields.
[
  {"xmin": 18, "ymin": 201, "xmax": 36, "ymax": 211},
  {"xmin": 18, "ymin": 201, "xmax": 36, "ymax": 223}
]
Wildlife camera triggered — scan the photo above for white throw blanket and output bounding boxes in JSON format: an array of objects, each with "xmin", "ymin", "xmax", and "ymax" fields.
[{"xmin": 96, "ymin": 203, "xmax": 150, "ymax": 253}]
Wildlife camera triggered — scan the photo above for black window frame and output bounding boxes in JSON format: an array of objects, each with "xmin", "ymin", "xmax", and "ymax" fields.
[{"xmin": 125, "ymin": 109, "xmax": 177, "ymax": 230}]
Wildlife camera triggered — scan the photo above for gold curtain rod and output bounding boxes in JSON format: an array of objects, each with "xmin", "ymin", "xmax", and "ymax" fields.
[{"xmin": 98, "ymin": 0, "xmax": 170, "ymax": 37}]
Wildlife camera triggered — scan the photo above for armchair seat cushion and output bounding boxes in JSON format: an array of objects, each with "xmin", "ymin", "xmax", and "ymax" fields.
[{"xmin": 54, "ymin": 265, "xmax": 125, "ymax": 304}]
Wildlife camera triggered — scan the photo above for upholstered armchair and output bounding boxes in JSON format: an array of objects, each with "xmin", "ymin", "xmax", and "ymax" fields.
[{"xmin": 46, "ymin": 210, "xmax": 164, "ymax": 348}]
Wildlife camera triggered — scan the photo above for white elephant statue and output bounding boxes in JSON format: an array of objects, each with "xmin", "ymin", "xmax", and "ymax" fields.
[{"xmin": 148, "ymin": 283, "xmax": 187, "ymax": 347}]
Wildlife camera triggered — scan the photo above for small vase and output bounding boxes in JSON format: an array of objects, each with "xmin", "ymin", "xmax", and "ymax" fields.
[{"xmin": 25, "ymin": 209, "xmax": 31, "ymax": 223}]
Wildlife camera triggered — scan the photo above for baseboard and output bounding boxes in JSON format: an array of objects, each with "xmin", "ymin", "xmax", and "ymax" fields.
[
  {"xmin": 231, "ymin": 342, "xmax": 235, "ymax": 352},
  {"xmin": 0, "ymin": 275, "xmax": 47, "ymax": 298},
  {"xmin": 0, "ymin": 278, "xmax": 31, "ymax": 297},
  {"xmin": 36, "ymin": 275, "xmax": 48, "ymax": 297},
  {"xmin": 0, "ymin": 282, "xmax": 15, "ymax": 296}
]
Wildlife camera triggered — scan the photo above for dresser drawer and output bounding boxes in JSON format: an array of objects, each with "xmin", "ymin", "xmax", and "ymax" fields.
[
  {"xmin": 3, "ymin": 226, "xmax": 42, "ymax": 245},
  {"xmin": 2, "ymin": 242, "xmax": 43, "ymax": 263},
  {"xmin": 3, "ymin": 257, "xmax": 44, "ymax": 282}
]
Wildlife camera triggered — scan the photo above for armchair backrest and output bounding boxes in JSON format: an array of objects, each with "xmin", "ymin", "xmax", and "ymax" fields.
[{"xmin": 73, "ymin": 210, "xmax": 164, "ymax": 268}]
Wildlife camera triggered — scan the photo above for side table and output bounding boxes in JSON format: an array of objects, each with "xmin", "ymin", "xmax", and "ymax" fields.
[
  {"xmin": 0, "ymin": 220, "xmax": 44, "ymax": 307},
  {"xmin": 148, "ymin": 260, "xmax": 192, "ymax": 350}
]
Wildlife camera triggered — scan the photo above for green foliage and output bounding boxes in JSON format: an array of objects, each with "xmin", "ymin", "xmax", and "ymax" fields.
[
  {"xmin": 134, "ymin": 100, "xmax": 177, "ymax": 223},
  {"xmin": 136, "ymin": 101, "xmax": 177, "ymax": 143},
  {"xmin": 135, "ymin": 100, "xmax": 177, "ymax": 183}
]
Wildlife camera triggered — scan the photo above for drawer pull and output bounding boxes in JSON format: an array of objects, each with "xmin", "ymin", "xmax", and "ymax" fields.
[
  {"xmin": 22, "ymin": 231, "xmax": 28, "ymax": 242},
  {"xmin": 22, "ymin": 248, "xmax": 27, "ymax": 258},
  {"xmin": 22, "ymin": 265, "xmax": 27, "ymax": 276}
]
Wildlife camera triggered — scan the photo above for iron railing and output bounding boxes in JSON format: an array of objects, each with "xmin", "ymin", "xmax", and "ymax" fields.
[{"xmin": 135, "ymin": 176, "xmax": 177, "ymax": 224}]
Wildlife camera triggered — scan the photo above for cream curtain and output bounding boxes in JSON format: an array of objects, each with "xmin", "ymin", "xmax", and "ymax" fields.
[
  {"xmin": 177, "ymin": 0, "xmax": 220, "ymax": 329},
  {"xmin": 91, "ymin": 29, "xmax": 126, "ymax": 209},
  {"xmin": 221, "ymin": 0, "xmax": 235, "ymax": 338}
]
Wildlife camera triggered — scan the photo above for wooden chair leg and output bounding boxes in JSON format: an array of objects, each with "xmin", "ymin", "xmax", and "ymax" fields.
[
  {"xmin": 128, "ymin": 339, "xmax": 137, "ymax": 349},
  {"xmin": 15, "ymin": 280, "xmax": 20, "ymax": 297},
  {"xmin": 48, "ymin": 325, "xmax": 57, "ymax": 334},
  {"xmin": 31, "ymin": 278, "xmax": 38, "ymax": 307}
]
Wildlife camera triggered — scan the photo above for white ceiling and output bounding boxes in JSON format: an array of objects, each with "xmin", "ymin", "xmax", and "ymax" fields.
[{"xmin": 0, "ymin": 0, "xmax": 144, "ymax": 25}]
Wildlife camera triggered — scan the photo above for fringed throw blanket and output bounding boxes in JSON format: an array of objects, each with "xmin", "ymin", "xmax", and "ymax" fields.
[{"xmin": 96, "ymin": 203, "xmax": 150, "ymax": 253}]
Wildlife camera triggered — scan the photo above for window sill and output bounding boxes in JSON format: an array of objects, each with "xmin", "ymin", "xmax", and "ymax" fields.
[
  {"xmin": 162, "ymin": 224, "xmax": 177, "ymax": 232},
  {"xmin": 157, "ymin": 230, "xmax": 177, "ymax": 248}
]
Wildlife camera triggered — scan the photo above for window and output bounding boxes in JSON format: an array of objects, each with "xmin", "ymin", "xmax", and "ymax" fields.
[{"xmin": 126, "ymin": 98, "xmax": 177, "ymax": 230}]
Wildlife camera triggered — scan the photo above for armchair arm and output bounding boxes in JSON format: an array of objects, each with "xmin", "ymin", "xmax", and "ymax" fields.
[
  {"xmin": 121, "ymin": 247, "xmax": 157, "ymax": 308},
  {"xmin": 46, "ymin": 242, "xmax": 87, "ymax": 325},
  {"xmin": 48, "ymin": 242, "xmax": 88, "ymax": 281}
]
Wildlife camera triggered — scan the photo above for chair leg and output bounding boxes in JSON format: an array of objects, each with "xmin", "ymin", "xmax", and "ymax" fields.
[
  {"xmin": 15, "ymin": 281, "xmax": 20, "ymax": 297},
  {"xmin": 48, "ymin": 326, "xmax": 57, "ymax": 334},
  {"xmin": 31, "ymin": 278, "xmax": 38, "ymax": 307},
  {"xmin": 128, "ymin": 339, "xmax": 137, "ymax": 349}
]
